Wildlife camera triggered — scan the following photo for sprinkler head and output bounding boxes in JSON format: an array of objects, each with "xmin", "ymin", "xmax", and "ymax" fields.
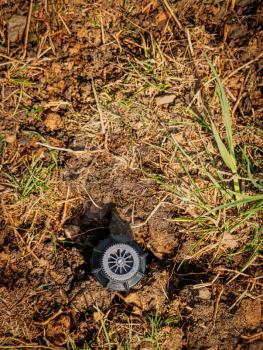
[{"xmin": 91, "ymin": 236, "xmax": 147, "ymax": 291}]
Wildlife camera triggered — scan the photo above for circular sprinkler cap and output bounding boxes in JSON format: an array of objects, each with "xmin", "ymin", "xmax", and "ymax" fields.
[{"xmin": 91, "ymin": 237, "xmax": 147, "ymax": 291}]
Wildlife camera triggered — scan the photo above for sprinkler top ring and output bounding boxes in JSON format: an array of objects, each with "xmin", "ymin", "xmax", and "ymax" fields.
[{"xmin": 91, "ymin": 236, "xmax": 147, "ymax": 291}]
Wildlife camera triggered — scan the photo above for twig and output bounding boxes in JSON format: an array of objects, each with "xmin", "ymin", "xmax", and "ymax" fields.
[
  {"xmin": 22, "ymin": 0, "xmax": 33, "ymax": 59},
  {"xmin": 91, "ymin": 78, "xmax": 106, "ymax": 134},
  {"xmin": 223, "ymin": 52, "xmax": 263, "ymax": 82},
  {"xmin": 131, "ymin": 195, "xmax": 169, "ymax": 228},
  {"xmin": 34, "ymin": 308, "xmax": 63, "ymax": 326},
  {"xmin": 60, "ymin": 185, "xmax": 71, "ymax": 226},
  {"xmin": 58, "ymin": 13, "xmax": 71, "ymax": 35},
  {"xmin": 36, "ymin": 142, "xmax": 88, "ymax": 154},
  {"xmin": 185, "ymin": 28, "xmax": 194, "ymax": 57},
  {"xmin": 241, "ymin": 332, "xmax": 263, "ymax": 342},
  {"xmin": 100, "ymin": 12, "xmax": 105, "ymax": 44},
  {"xmin": 231, "ymin": 69, "xmax": 251, "ymax": 118},
  {"xmin": 11, "ymin": 88, "xmax": 23, "ymax": 118},
  {"xmin": 209, "ymin": 286, "xmax": 224, "ymax": 335},
  {"xmin": 161, "ymin": 0, "xmax": 183, "ymax": 31},
  {"xmin": 0, "ymin": 53, "xmax": 26, "ymax": 65},
  {"xmin": 227, "ymin": 246, "xmax": 261, "ymax": 285},
  {"xmin": 230, "ymin": 0, "xmax": 237, "ymax": 12},
  {"xmin": 229, "ymin": 283, "xmax": 250, "ymax": 311}
]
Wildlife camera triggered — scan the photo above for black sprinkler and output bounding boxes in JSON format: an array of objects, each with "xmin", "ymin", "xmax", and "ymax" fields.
[{"xmin": 91, "ymin": 235, "xmax": 147, "ymax": 291}]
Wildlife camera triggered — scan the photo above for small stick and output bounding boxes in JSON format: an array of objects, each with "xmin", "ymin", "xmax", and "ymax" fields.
[
  {"xmin": 229, "ymin": 284, "xmax": 250, "ymax": 311},
  {"xmin": 60, "ymin": 185, "xmax": 71, "ymax": 226},
  {"xmin": 223, "ymin": 52, "xmax": 263, "ymax": 82},
  {"xmin": 0, "ymin": 53, "xmax": 26, "ymax": 64},
  {"xmin": 22, "ymin": 0, "xmax": 34, "ymax": 59},
  {"xmin": 11, "ymin": 88, "xmax": 23, "ymax": 118},
  {"xmin": 209, "ymin": 286, "xmax": 224, "ymax": 335},
  {"xmin": 132, "ymin": 194, "xmax": 169, "ymax": 228},
  {"xmin": 186, "ymin": 28, "xmax": 194, "ymax": 57},
  {"xmin": 58, "ymin": 13, "xmax": 71, "ymax": 35},
  {"xmin": 230, "ymin": 0, "xmax": 236, "ymax": 12},
  {"xmin": 161, "ymin": 0, "xmax": 183, "ymax": 32},
  {"xmin": 91, "ymin": 78, "xmax": 106, "ymax": 134},
  {"xmin": 100, "ymin": 12, "xmax": 105, "ymax": 44},
  {"xmin": 36, "ymin": 142, "xmax": 88, "ymax": 154},
  {"xmin": 34, "ymin": 308, "xmax": 63, "ymax": 326},
  {"xmin": 231, "ymin": 69, "xmax": 251, "ymax": 118},
  {"xmin": 241, "ymin": 332, "xmax": 263, "ymax": 341}
]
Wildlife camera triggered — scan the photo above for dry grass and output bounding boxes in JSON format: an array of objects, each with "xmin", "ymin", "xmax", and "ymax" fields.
[{"xmin": 0, "ymin": 0, "xmax": 262, "ymax": 348}]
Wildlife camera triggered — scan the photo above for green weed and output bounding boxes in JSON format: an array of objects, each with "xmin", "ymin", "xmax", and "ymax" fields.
[
  {"xmin": 94, "ymin": 305, "xmax": 112, "ymax": 350},
  {"xmin": 5, "ymin": 157, "xmax": 55, "ymax": 198},
  {"xmin": 9, "ymin": 66, "xmax": 35, "ymax": 86},
  {"xmin": 207, "ymin": 60, "xmax": 240, "ymax": 195},
  {"xmin": 27, "ymin": 103, "xmax": 45, "ymax": 120},
  {"xmin": 66, "ymin": 337, "xmax": 92, "ymax": 350},
  {"xmin": 143, "ymin": 315, "xmax": 162, "ymax": 350},
  {"xmin": 144, "ymin": 63, "xmax": 262, "ymax": 271}
]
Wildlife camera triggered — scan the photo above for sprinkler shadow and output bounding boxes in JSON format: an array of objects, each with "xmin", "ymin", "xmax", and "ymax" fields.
[{"xmin": 63, "ymin": 201, "xmax": 134, "ymax": 279}]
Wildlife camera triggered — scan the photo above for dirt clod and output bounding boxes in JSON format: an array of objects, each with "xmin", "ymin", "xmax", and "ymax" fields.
[
  {"xmin": 198, "ymin": 287, "xmax": 212, "ymax": 300},
  {"xmin": 44, "ymin": 112, "xmax": 64, "ymax": 131},
  {"xmin": 8, "ymin": 15, "xmax": 26, "ymax": 42}
]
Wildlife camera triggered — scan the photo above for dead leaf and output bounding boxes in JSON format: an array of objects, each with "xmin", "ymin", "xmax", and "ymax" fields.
[
  {"xmin": 5, "ymin": 134, "xmax": 16, "ymax": 143},
  {"xmin": 46, "ymin": 315, "xmax": 71, "ymax": 346},
  {"xmin": 156, "ymin": 12, "xmax": 168, "ymax": 24},
  {"xmin": 156, "ymin": 94, "xmax": 176, "ymax": 106},
  {"xmin": 221, "ymin": 232, "xmax": 238, "ymax": 249},
  {"xmin": 69, "ymin": 42, "xmax": 81, "ymax": 55},
  {"xmin": 172, "ymin": 132, "xmax": 185, "ymax": 144},
  {"xmin": 44, "ymin": 113, "xmax": 64, "ymax": 131},
  {"xmin": 142, "ymin": 0, "xmax": 159, "ymax": 14},
  {"xmin": 93, "ymin": 311, "xmax": 103, "ymax": 323},
  {"xmin": 8, "ymin": 15, "xmax": 27, "ymax": 43}
]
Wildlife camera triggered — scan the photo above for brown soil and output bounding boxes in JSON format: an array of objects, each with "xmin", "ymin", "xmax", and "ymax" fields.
[{"xmin": 0, "ymin": 1, "xmax": 262, "ymax": 349}]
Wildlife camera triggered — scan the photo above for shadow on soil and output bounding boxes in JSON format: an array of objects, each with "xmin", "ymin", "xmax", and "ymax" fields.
[{"xmin": 63, "ymin": 201, "xmax": 211, "ymax": 296}]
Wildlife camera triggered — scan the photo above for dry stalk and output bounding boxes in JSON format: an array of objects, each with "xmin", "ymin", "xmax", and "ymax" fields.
[
  {"xmin": 91, "ymin": 78, "xmax": 106, "ymax": 134},
  {"xmin": 22, "ymin": 0, "xmax": 34, "ymax": 59}
]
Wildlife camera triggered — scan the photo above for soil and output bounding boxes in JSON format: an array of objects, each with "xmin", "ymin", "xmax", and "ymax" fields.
[{"xmin": 0, "ymin": 1, "xmax": 262, "ymax": 349}]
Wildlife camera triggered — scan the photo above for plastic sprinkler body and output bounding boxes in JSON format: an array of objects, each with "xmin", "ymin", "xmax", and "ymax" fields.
[{"xmin": 91, "ymin": 235, "xmax": 147, "ymax": 291}]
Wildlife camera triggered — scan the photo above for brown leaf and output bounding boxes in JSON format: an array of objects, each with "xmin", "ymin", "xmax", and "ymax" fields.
[
  {"xmin": 156, "ymin": 94, "xmax": 176, "ymax": 106},
  {"xmin": 221, "ymin": 232, "xmax": 239, "ymax": 249},
  {"xmin": 156, "ymin": 11, "xmax": 168, "ymax": 24},
  {"xmin": 142, "ymin": 0, "xmax": 159, "ymax": 14}
]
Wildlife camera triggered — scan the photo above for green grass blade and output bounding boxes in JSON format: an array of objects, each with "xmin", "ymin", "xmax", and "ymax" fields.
[
  {"xmin": 205, "ymin": 193, "xmax": 263, "ymax": 215},
  {"xmin": 208, "ymin": 60, "xmax": 234, "ymax": 155},
  {"xmin": 210, "ymin": 120, "xmax": 237, "ymax": 173},
  {"xmin": 208, "ymin": 60, "xmax": 240, "ymax": 194}
]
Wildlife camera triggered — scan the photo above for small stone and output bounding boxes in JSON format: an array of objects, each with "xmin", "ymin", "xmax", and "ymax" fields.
[
  {"xmin": 44, "ymin": 113, "xmax": 64, "ymax": 131},
  {"xmin": 155, "ymin": 94, "xmax": 176, "ymax": 106},
  {"xmin": 8, "ymin": 15, "xmax": 27, "ymax": 43},
  {"xmin": 198, "ymin": 287, "xmax": 211, "ymax": 300}
]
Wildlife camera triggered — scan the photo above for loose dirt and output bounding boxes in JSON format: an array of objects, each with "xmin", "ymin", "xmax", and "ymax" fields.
[{"xmin": 0, "ymin": 0, "xmax": 262, "ymax": 349}]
